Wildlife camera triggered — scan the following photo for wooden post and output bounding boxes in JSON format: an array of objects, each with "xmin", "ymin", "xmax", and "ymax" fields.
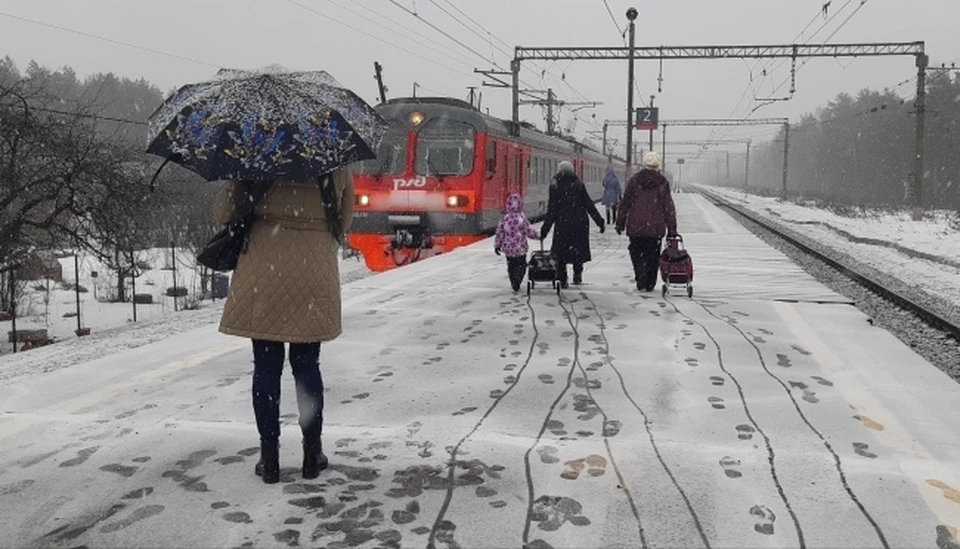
[{"xmin": 74, "ymin": 251, "xmax": 81, "ymax": 331}]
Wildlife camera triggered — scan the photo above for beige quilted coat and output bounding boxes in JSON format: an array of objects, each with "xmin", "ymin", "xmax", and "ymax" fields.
[{"xmin": 212, "ymin": 170, "xmax": 354, "ymax": 343}]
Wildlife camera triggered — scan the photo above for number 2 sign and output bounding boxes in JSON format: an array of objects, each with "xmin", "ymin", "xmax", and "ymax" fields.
[{"xmin": 635, "ymin": 108, "xmax": 659, "ymax": 130}]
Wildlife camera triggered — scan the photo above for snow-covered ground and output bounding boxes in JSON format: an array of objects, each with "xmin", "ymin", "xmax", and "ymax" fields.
[
  {"xmin": 704, "ymin": 185, "xmax": 960, "ymax": 320},
  {"xmin": 0, "ymin": 249, "xmax": 370, "ymax": 373},
  {"xmin": 1, "ymin": 195, "xmax": 958, "ymax": 548},
  {"xmin": 2, "ymin": 248, "xmax": 208, "ymax": 354}
]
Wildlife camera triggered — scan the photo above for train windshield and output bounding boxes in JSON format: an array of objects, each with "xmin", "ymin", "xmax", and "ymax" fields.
[
  {"xmin": 415, "ymin": 119, "xmax": 475, "ymax": 177},
  {"xmin": 355, "ymin": 124, "xmax": 407, "ymax": 175}
]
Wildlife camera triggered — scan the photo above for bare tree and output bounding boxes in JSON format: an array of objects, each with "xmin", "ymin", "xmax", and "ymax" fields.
[{"xmin": 0, "ymin": 76, "xmax": 149, "ymax": 267}]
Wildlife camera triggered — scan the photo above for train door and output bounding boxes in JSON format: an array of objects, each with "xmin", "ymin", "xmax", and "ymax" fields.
[
  {"xmin": 509, "ymin": 146, "xmax": 522, "ymax": 197},
  {"xmin": 482, "ymin": 136, "xmax": 502, "ymax": 213},
  {"xmin": 501, "ymin": 144, "xmax": 522, "ymax": 208},
  {"xmin": 498, "ymin": 142, "xmax": 511, "ymax": 207}
]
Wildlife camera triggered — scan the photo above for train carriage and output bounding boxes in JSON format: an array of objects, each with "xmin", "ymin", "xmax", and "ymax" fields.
[{"xmin": 349, "ymin": 97, "xmax": 626, "ymax": 272}]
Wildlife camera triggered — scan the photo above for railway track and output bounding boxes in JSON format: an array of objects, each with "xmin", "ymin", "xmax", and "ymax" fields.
[{"xmin": 697, "ymin": 186, "xmax": 960, "ymax": 342}]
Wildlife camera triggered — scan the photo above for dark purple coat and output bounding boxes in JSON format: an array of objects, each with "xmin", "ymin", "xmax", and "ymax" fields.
[{"xmin": 615, "ymin": 169, "xmax": 677, "ymax": 239}]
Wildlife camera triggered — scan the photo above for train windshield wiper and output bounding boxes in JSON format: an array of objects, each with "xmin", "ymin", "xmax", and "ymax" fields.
[
  {"xmin": 374, "ymin": 147, "xmax": 394, "ymax": 175},
  {"xmin": 426, "ymin": 154, "xmax": 447, "ymax": 180}
]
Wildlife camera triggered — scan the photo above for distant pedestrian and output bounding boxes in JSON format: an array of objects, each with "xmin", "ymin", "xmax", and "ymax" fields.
[
  {"xmin": 601, "ymin": 167, "xmax": 622, "ymax": 224},
  {"xmin": 540, "ymin": 161, "xmax": 606, "ymax": 288},
  {"xmin": 616, "ymin": 152, "xmax": 678, "ymax": 292},
  {"xmin": 213, "ymin": 169, "xmax": 354, "ymax": 484},
  {"xmin": 495, "ymin": 193, "xmax": 540, "ymax": 292}
]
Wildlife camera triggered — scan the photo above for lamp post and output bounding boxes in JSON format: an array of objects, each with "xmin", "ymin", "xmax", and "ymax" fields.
[
  {"xmin": 649, "ymin": 95, "xmax": 655, "ymax": 152},
  {"xmin": 625, "ymin": 7, "xmax": 638, "ymax": 174}
]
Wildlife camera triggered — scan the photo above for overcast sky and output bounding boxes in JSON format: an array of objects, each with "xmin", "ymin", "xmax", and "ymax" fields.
[{"xmin": 1, "ymin": 0, "xmax": 957, "ymax": 156}]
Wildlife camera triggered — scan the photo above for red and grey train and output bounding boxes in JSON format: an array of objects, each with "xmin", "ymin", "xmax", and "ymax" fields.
[{"xmin": 349, "ymin": 97, "xmax": 627, "ymax": 272}]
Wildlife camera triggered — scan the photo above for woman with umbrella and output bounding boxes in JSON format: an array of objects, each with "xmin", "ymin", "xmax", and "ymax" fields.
[{"xmin": 147, "ymin": 67, "xmax": 384, "ymax": 484}]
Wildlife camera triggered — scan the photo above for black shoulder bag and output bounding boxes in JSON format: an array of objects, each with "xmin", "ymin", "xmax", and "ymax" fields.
[
  {"xmin": 197, "ymin": 181, "xmax": 272, "ymax": 272},
  {"xmin": 318, "ymin": 175, "xmax": 344, "ymax": 246}
]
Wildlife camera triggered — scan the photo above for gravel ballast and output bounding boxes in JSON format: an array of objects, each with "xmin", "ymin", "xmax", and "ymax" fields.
[{"xmin": 717, "ymin": 201, "xmax": 960, "ymax": 383}]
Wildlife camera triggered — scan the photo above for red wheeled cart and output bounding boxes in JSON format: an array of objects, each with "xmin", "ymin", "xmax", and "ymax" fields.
[{"xmin": 659, "ymin": 235, "xmax": 694, "ymax": 298}]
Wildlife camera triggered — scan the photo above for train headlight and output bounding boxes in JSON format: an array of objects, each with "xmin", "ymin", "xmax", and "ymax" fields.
[
  {"xmin": 357, "ymin": 194, "xmax": 371, "ymax": 206},
  {"xmin": 409, "ymin": 111, "xmax": 425, "ymax": 126},
  {"xmin": 446, "ymin": 195, "xmax": 469, "ymax": 208}
]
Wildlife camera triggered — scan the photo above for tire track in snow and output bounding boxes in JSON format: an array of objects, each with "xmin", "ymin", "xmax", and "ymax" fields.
[
  {"xmin": 427, "ymin": 293, "xmax": 541, "ymax": 548},
  {"xmin": 550, "ymin": 293, "xmax": 647, "ymax": 547},
  {"xmin": 666, "ymin": 298, "xmax": 806, "ymax": 548},
  {"xmin": 517, "ymin": 290, "xmax": 644, "ymax": 548},
  {"xmin": 578, "ymin": 288, "xmax": 711, "ymax": 548},
  {"xmin": 697, "ymin": 302, "xmax": 889, "ymax": 549}
]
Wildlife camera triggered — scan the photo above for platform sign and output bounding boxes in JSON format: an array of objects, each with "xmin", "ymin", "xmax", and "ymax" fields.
[
  {"xmin": 677, "ymin": 158, "xmax": 685, "ymax": 165},
  {"xmin": 635, "ymin": 107, "xmax": 659, "ymax": 130}
]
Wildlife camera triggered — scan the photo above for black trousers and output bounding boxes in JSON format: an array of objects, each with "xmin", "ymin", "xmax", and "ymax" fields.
[
  {"xmin": 506, "ymin": 255, "xmax": 527, "ymax": 291},
  {"xmin": 251, "ymin": 340, "xmax": 324, "ymax": 444},
  {"xmin": 629, "ymin": 237, "xmax": 662, "ymax": 290},
  {"xmin": 557, "ymin": 261, "xmax": 584, "ymax": 285},
  {"xmin": 605, "ymin": 204, "xmax": 618, "ymax": 225}
]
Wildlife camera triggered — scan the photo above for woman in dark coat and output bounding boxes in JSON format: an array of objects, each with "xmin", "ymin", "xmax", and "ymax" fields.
[
  {"xmin": 615, "ymin": 152, "xmax": 678, "ymax": 292},
  {"xmin": 540, "ymin": 161, "xmax": 605, "ymax": 287}
]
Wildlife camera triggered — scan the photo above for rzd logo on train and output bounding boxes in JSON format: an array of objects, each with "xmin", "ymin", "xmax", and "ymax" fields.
[{"xmin": 393, "ymin": 176, "xmax": 427, "ymax": 190}]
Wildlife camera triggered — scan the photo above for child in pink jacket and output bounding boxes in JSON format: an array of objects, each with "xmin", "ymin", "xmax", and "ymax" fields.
[{"xmin": 495, "ymin": 193, "xmax": 540, "ymax": 291}]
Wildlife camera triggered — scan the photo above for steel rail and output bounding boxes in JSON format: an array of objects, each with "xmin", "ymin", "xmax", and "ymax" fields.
[{"xmin": 698, "ymin": 187, "xmax": 960, "ymax": 341}]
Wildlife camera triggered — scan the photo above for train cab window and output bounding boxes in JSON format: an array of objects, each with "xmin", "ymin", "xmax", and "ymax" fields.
[
  {"xmin": 415, "ymin": 119, "xmax": 475, "ymax": 177},
  {"xmin": 356, "ymin": 124, "xmax": 407, "ymax": 175},
  {"xmin": 486, "ymin": 138, "xmax": 497, "ymax": 178}
]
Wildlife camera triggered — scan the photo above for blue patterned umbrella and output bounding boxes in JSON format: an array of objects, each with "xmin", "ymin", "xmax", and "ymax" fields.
[{"xmin": 146, "ymin": 66, "xmax": 386, "ymax": 182}]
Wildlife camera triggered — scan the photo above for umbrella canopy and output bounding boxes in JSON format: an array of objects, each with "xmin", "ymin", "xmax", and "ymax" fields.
[{"xmin": 146, "ymin": 66, "xmax": 385, "ymax": 182}]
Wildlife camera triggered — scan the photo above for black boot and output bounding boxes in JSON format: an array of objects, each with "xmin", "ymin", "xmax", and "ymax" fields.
[
  {"xmin": 255, "ymin": 440, "xmax": 280, "ymax": 484},
  {"xmin": 302, "ymin": 436, "xmax": 329, "ymax": 479}
]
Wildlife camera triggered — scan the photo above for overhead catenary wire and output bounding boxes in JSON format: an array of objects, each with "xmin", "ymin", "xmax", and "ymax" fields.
[
  {"xmin": 426, "ymin": 0, "xmax": 512, "ymax": 65},
  {"xmin": 384, "ymin": 0, "xmax": 547, "ymax": 96},
  {"xmin": 712, "ymin": 0, "xmax": 870, "ymax": 144},
  {"xmin": 720, "ymin": 0, "xmax": 858, "ymax": 139},
  {"xmin": 602, "ymin": 0, "xmax": 625, "ymax": 36},
  {"xmin": 726, "ymin": 6, "xmax": 832, "ymax": 123},
  {"xmin": 386, "ymin": 0, "xmax": 502, "ymax": 69},
  {"xmin": 3, "ymin": 103, "xmax": 147, "ymax": 126},
  {"xmin": 284, "ymin": 0, "xmax": 474, "ymax": 79},
  {"xmin": 760, "ymin": 0, "xmax": 858, "ymax": 87},
  {"xmin": 0, "ymin": 11, "xmax": 221, "ymax": 69},
  {"xmin": 764, "ymin": 0, "xmax": 870, "ymax": 100},
  {"xmin": 399, "ymin": 0, "xmax": 601, "ymax": 135},
  {"xmin": 431, "ymin": 0, "xmax": 599, "ymax": 115},
  {"xmin": 321, "ymin": 0, "xmax": 480, "ymax": 69}
]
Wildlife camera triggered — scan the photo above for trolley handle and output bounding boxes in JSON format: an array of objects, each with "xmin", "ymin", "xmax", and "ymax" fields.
[{"xmin": 666, "ymin": 233, "xmax": 684, "ymax": 251}]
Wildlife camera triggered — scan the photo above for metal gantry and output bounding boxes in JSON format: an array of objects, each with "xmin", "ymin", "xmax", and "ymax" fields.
[
  {"xmin": 518, "ymin": 89, "xmax": 599, "ymax": 136},
  {"xmin": 514, "ymin": 42, "xmax": 925, "ymax": 61},
  {"xmin": 660, "ymin": 118, "xmax": 790, "ymax": 127},
  {"xmin": 511, "ymin": 38, "xmax": 928, "ymax": 213},
  {"xmin": 602, "ymin": 117, "xmax": 784, "ymax": 191},
  {"xmin": 660, "ymin": 119, "xmax": 786, "ymax": 194},
  {"xmin": 651, "ymin": 140, "xmax": 754, "ymax": 188}
]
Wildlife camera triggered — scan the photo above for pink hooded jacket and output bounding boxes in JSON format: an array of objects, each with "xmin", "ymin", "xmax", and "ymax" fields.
[{"xmin": 495, "ymin": 194, "xmax": 539, "ymax": 258}]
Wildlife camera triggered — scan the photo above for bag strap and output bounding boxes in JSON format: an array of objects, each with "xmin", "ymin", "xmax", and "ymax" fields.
[
  {"xmin": 318, "ymin": 175, "xmax": 343, "ymax": 245},
  {"xmin": 234, "ymin": 181, "xmax": 272, "ymax": 254},
  {"xmin": 231, "ymin": 181, "xmax": 272, "ymax": 226}
]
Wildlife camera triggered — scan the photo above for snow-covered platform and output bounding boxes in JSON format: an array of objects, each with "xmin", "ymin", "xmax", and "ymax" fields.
[{"xmin": 1, "ymin": 194, "xmax": 958, "ymax": 549}]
